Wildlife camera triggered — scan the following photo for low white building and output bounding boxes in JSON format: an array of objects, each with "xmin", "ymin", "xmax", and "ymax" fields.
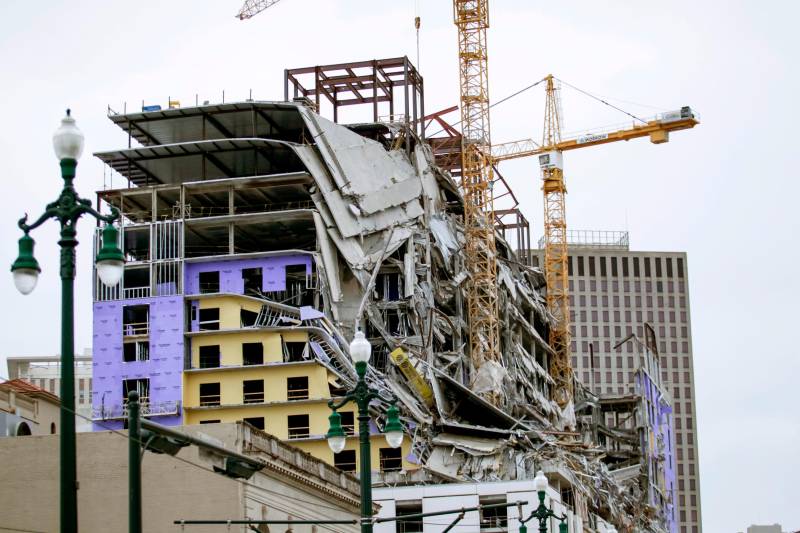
[{"xmin": 373, "ymin": 478, "xmax": 618, "ymax": 533}]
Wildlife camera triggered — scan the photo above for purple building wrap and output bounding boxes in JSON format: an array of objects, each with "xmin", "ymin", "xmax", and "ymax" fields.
[
  {"xmin": 92, "ymin": 295, "xmax": 184, "ymax": 430},
  {"xmin": 184, "ymin": 254, "xmax": 313, "ymax": 296},
  {"xmin": 636, "ymin": 370, "xmax": 678, "ymax": 533}
]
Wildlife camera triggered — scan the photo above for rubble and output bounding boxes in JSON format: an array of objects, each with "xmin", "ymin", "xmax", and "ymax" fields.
[{"xmin": 96, "ymin": 72, "xmax": 674, "ymax": 529}]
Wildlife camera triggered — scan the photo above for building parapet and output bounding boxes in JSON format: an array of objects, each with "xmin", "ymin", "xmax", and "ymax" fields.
[{"xmin": 537, "ymin": 229, "xmax": 630, "ymax": 250}]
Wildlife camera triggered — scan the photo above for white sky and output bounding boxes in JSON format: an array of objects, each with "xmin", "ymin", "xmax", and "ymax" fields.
[{"xmin": 0, "ymin": 1, "xmax": 798, "ymax": 531}]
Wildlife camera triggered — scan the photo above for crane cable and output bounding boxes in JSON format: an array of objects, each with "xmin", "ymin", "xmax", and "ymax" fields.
[
  {"xmin": 427, "ymin": 77, "xmax": 548, "ymax": 138},
  {"xmin": 414, "ymin": 0, "xmax": 421, "ymax": 70},
  {"xmin": 554, "ymin": 76, "xmax": 648, "ymax": 125}
]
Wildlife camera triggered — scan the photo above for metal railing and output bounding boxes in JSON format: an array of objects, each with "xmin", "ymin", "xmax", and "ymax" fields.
[
  {"xmin": 123, "ymin": 321, "xmax": 149, "ymax": 336},
  {"xmin": 287, "ymin": 425, "xmax": 310, "ymax": 439},
  {"xmin": 287, "ymin": 387, "xmax": 309, "ymax": 401},
  {"xmin": 243, "ymin": 391, "xmax": 264, "ymax": 404},
  {"xmin": 92, "ymin": 399, "xmax": 180, "ymax": 421},
  {"xmin": 538, "ymin": 229, "xmax": 630, "ymax": 250},
  {"xmin": 199, "ymin": 394, "xmax": 221, "ymax": 407}
]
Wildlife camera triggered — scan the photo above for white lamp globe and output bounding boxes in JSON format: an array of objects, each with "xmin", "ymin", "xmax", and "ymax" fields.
[
  {"xmin": 533, "ymin": 470, "xmax": 548, "ymax": 492},
  {"xmin": 53, "ymin": 109, "xmax": 85, "ymax": 161},
  {"xmin": 349, "ymin": 330, "xmax": 371, "ymax": 364},
  {"xmin": 327, "ymin": 435, "xmax": 346, "ymax": 454},
  {"xmin": 13, "ymin": 269, "xmax": 39, "ymax": 295},
  {"xmin": 385, "ymin": 430, "xmax": 404, "ymax": 449},
  {"xmin": 96, "ymin": 260, "xmax": 124, "ymax": 287}
]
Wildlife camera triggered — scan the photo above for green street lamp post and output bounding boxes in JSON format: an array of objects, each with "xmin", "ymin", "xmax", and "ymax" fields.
[
  {"xmin": 11, "ymin": 110, "xmax": 124, "ymax": 533},
  {"xmin": 326, "ymin": 330, "xmax": 404, "ymax": 533},
  {"xmin": 518, "ymin": 471, "xmax": 570, "ymax": 533}
]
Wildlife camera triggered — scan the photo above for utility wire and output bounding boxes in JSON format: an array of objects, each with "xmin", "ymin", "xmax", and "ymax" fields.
[{"xmin": 554, "ymin": 77, "xmax": 648, "ymax": 125}]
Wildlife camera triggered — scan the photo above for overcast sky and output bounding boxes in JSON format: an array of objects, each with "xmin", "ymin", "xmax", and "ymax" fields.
[{"xmin": 1, "ymin": 1, "xmax": 797, "ymax": 531}]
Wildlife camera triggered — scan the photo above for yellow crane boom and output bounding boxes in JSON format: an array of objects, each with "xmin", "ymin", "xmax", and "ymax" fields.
[
  {"xmin": 492, "ymin": 110, "xmax": 699, "ymax": 162},
  {"xmin": 492, "ymin": 74, "xmax": 699, "ymax": 411}
]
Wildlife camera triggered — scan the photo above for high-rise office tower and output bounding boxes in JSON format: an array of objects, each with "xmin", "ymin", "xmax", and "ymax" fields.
[{"xmin": 535, "ymin": 230, "xmax": 702, "ymax": 533}]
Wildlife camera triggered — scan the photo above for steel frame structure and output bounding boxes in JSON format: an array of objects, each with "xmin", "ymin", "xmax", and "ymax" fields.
[
  {"xmin": 453, "ymin": 0, "xmax": 501, "ymax": 373},
  {"xmin": 284, "ymin": 57, "xmax": 424, "ymax": 153}
]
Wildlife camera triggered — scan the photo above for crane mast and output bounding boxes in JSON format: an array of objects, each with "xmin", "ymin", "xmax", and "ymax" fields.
[
  {"xmin": 540, "ymin": 75, "xmax": 573, "ymax": 408},
  {"xmin": 453, "ymin": 0, "xmax": 502, "ymax": 379}
]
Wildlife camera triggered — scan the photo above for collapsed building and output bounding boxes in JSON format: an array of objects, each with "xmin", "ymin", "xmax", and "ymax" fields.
[{"xmin": 90, "ymin": 57, "xmax": 675, "ymax": 532}]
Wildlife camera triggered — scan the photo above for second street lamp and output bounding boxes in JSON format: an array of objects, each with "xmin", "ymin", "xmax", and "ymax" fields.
[
  {"xmin": 326, "ymin": 330, "xmax": 404, "ymax": 533},
  {"xmin": 10, "ymin": 110, "xmax": 124, "ymax": 533},
  {"xmin": 518, "ymin": 470, "xmax": 569, "ymax": 533}
]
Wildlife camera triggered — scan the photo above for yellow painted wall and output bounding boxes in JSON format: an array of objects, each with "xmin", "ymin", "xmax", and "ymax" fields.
[
  {"xmin": 198, "ymin": 296, "xmax": 261, "ymax": 330},
  {"xmin": 184, "ymin": 363, "xmax": 329, "ymax": 406},
  {"xmin": 293, "ymin": 436, "xmax": 416, "ymax": 472},
  {"xmin": 191, "ymin": 330, "xmax": 285, "ymax": 367},
  {"xmin": 184, "ymin": 295, "xmax": 417, "ymax": 473},
  {"xmin": 185, "ymin": 400, "xmax": 415, "ymax": 472},
  {"xmin": 191, "ymin": 296, "xmax": 309, "ymax": 368}
]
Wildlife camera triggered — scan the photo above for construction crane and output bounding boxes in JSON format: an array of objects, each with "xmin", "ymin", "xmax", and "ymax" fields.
[
  {"xmin": 236, "ymin": 0, "xmax": 283, "ymax": 19},
  {"xmin": 492, "ymin": 74, "xmax": 700, "ymax": 409},
  {"xmin": 237, "ymin": 0, "xmax": 502, "ymax": 391}
]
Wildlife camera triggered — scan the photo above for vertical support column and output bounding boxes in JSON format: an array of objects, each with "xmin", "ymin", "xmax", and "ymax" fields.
[
  {"xmin": 128, "ymin": 391, "xmax": 142, "ymax": 533},
  {"xmin": 404, "ymin": 58, "xmax": 411, "ymax": 155},
  {"xmin": 372, "ymin": 60, "xmax": 378, "ymax": 123},
  {"xmin": 314, "ymin": 67, "xmax": 321, "ymax": 113}
]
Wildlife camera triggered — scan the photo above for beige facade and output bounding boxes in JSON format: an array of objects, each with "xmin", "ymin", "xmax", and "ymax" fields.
[
  {"xmin": 0, "ymin": 379, "xmax": 61, "ymax": 437},
  {"xmin": 6, "ymin": 350, "xmax": 93, "ymax": 431},
  {"xmin": 0, "ymin": 422, "xmax": 361, "ymax": 532}
]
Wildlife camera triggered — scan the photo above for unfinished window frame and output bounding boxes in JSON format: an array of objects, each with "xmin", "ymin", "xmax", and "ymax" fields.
[
  {"xmin": 243, "ymin": 379, "xmax": 265, "ymax": 404},
  {"xmin": 286, "ymin": 376, "xmax": 309, "ymax": 401},
  {"xmin": 199, "ymin": 382, "xmax": 221, "ymax": 406},
  {"xmin": 287, "ymin": 414, "xmax": 310, "ymax": 439}
]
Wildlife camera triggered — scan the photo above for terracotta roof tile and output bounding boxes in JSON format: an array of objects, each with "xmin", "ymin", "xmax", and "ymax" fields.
[{"xmin": 0, "ymin": 379, "xmax": 61, "ymax": 404}]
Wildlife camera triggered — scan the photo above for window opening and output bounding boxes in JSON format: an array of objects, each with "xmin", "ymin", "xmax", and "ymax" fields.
[
  {"xmin": 287, "ymin": 376, "xmax": 309, "ymax": 401},
  {"xmin": 379, "ymin": 447, "xmax": 402, "ymax": 472},
  {"xmin": 242, "ymin": 268, "xmax": 263, "ymax": 296},
  {"xmin": 123, "ymin": 378, "xmax": 150, "ymax": 406},
  {"xmin": 339, "ymin": 411, "xmax": 355, "ymax": 435},
  {"xmin": 243, "ymin": 342, "xmax": 264, "ymax": 365},
  {"xmin": 199, "ymin": 419, "xmax": 221, "ymax": 424},
  {"xmin": 199, "ymin": 271, "xmax": 220, "ymax": 294},
  {"xmin": 479, "ymin": 496, "xmax": 508, "ymax": 531},
  {"xmin": 287, "ymin": 414, "xmax": 310, "ymax": 439},
  {"xmin": 244, "ymin": 417, "xmax": 265, "ymax": 430},
  {"xmin": 283, "ymin": 341, "xmax": 307, "ymax": 362},
  {"xmin": 395, "ymin": 500, "xmax": 423, "ymax": 533},
  {"xmin": 199, "ymin": 345, "xmax": 221, "ymax": 369},
  {"xmin": 198, "ymin": 308, "xmax": 220, "ymax": 331},
  {"xmin": 199, "ymin": 383, "xmax": 221, "ymax": 406},
  {"xmin": 240, "ymin": 308, "xmax": 258, "ymax": 327},
  {"xmin": 376, "ymin": 272, "xmax": 402, "ymax": 301},
  {"xmin": 334, "ymin": 450, "xmax": 356, "ymax": 472},
  {"xmin": 243, "ymin": 380, "xmax": 265, "ymax": 403},
  {"xmin": 123, "ymin": 341, "xmax": 150, "ymax": 362},
  {"xmin": 123, "ymin": 304, "xmax": 149, "ymax": 337}
]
